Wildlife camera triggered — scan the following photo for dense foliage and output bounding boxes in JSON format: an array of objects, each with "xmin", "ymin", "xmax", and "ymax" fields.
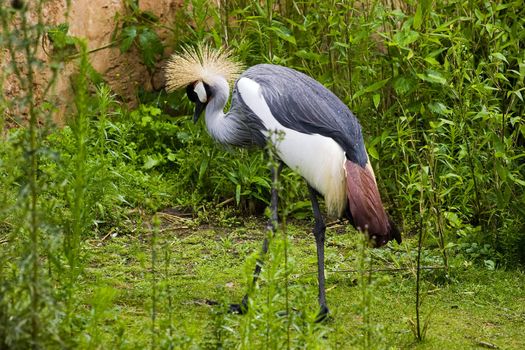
[
  {"xmin": 1, "ymin": 0, "xmax": 524, "ymax": 348},
  {"xmin": 167, "ymin": 0, "xmax": 525, "ymax": 264}
]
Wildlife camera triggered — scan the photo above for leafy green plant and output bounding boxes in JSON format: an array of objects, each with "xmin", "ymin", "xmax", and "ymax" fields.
[
  {"xmin": 115, "ymin": 0, "xmax": 164, "ymax": 69},
  {"xmin": 0, "ymin": 1, "xmax": 63, "ymax": 346},
  {"xmin": 45, "ymin": 23, "xmax": 78, "ymax": 60}
]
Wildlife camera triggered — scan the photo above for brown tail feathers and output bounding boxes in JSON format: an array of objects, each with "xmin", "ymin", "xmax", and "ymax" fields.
[{"xmin": 345, "ymin": 160, "xmax": 401, "ymax": 247}]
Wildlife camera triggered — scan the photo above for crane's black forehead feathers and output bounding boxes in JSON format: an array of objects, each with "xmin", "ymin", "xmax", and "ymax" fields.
[
  {"xmin": 186, "ymin": 81, "xmax": 213, "ymax": 103},
  {"xmin": 240, "ymin": 64, "xmax": 368, "ymax": 166},
  {"xmin": 186, "ymin": 84, "xmax": 198, "ymax": 102}
]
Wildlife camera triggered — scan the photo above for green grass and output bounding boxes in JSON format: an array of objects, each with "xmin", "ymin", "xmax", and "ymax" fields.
[{"xmin": 75, "ymin": 216, "xmax": 525, "ymax": 349}]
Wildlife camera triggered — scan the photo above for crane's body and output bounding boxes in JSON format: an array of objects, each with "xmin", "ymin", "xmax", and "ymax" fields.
[
  {"xmin": 205, "ymin": 66, "xmax": 351, "ymax": 218},
  {"xmin": 165, "ymin": 46, "xmax": 401, "ymax": 319}
]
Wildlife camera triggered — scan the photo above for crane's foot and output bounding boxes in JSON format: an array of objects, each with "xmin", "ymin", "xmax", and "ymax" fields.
[
  {"xmin": 228, "ymin": 303, "xmax": 246, "ymax": 314},
  {"xmin": 315, "ymin": 305, "xmax": 330, "ymax": 323},
  {"xmin": 228, "ymin": 295, "xmax": 248, "ymax": 314}
]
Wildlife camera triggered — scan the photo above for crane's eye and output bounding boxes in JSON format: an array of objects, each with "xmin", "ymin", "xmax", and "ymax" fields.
[
  {"xmin": 186, "ymin": 84, "xmax": 199, "ymax": 103},
  {"xmin": 190, "ymin": 81, "xmax": 210, "ymax": 103}
]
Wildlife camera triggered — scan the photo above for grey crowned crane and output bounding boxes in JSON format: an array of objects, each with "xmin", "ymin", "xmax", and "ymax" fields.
[{"xmin": 165, "ymin": 45, "xmax": 401, "ymax": 319}]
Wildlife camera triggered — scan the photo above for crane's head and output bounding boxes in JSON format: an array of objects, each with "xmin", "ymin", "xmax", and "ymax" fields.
[
  {"xmin": 185, "ymin": 80, "xmax": 211, "ymax": 123},
  {"xmin": 164, "ymin": 45, "xmax": 243, "ymax": 123}
]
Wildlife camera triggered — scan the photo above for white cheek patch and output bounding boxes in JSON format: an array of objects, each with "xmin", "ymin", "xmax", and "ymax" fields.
[{"xmin": 194, "ymin": 81, "xmax": 208, "ymax": 103}]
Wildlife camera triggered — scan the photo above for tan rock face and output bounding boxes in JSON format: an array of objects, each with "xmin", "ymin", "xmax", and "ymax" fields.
[{"xmin": 2, "ymin": 0, "xmax": 182, "ymax": 126}]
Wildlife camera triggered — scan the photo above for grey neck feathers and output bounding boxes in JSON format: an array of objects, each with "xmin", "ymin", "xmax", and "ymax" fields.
[
  {"xmin": 203, "ymin": 75, "xmax": 267, "ymax": 148},
  {"xmin": 204, "ymin": 77, "xmax": 237, "ymax": 145}
]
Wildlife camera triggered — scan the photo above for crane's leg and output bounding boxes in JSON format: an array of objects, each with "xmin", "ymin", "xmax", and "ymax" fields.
[
  {"xmin": 308, "ymin": 185, "xmax": 330, "ymax": 321},
  {"xmin": 230, "ymin": 162, "xmax": 283, "ymax": 314}
]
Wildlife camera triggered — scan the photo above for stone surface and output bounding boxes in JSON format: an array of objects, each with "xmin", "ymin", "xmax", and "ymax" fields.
[{"xmin": 2, "ymin": 0, "xmax": 182, "ymax": 125}]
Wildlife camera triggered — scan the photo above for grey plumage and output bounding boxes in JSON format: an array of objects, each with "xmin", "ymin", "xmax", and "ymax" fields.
[
  {"xmin": 241, "ymin": 64, "xmax": 368, "ymax": 166},
  {"xmin": 224, "ymin": 89, "xmax": 267, "ymax": 147},
  {"xmin": 219, "ymin": 64, "xmax": 368, "ymax": 167}
]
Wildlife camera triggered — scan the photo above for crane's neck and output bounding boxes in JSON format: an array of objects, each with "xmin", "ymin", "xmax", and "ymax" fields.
[{"xmin": 204, "ymin": 76, "xmax": 237, "ymax": 145}]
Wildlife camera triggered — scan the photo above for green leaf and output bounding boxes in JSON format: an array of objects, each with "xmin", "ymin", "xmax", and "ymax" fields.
[
  {"xmin": 270, "ymin": 25, "xmax": 296, "ymax": 45},
  {"xmin": 424, "ymin": 56, "xmax": 440, "ymax": 66},
  {"xmin": 428, "ymin": 102, "xmax": 452, "ymax": 115},
  {"xmin": 120, "ymin": 26, "xmax": 137, "ymax": 53},
  {"xmin": 141, "ymin": 115, "xmax": 152, "ymax": 126},
  {"xmin": 252, "ymin": 176, "xmax": 270, "ymax": 188},
  {"xmin": 393, "ymin": 76, "xmax": 414, "ymax": 95},
  {"xmin": 509, "ymin": 173, "xmax": 525, "ymax": 186},
  {"xmin": 413, "ymin": 3, "xmax": 423, "ymax": 30},
  {"xmin": 484, "ymin": 260, "xmax": 495, "ymax": 270},
  {"xmin": 143, "ymin": 155, "xmax": 160, "ymax": 169},
  {"xmin": 353, "ymin": 78, "xmax": 390, "ymax": 99},
  {"xmin": 495, "ymin": 162, "xmax": 508, "ymax": 181},
  {"xmin": 491, "ymin": 52, "xmax": 508, "ymax": 64},
  {"xmin": 413, "ymin": 0, "xmax": 431, "ymax": 30},
  {"xmin": 417, "ymin": 70, "xmax": 447, "ymax": 85},
  {"xmin": 198, "ymin": 158, "xmax": 208, "ymax": 181},
  {"xmin": 373, "ymin": 94, "xmax": 380, "ymax": 109},
  {"xmin": 295, "ymin": 50, "xmax": 321, "ymax": 61},
  {"xmin": 495, "ymin": 72, "xmax": 509, "ymax": 82},
  {"xmin": 511, "ymin": 89, "xmax": 523, "ymax": 102},
  {"xmin": 474, "ymin": 8, "xmax": 484, "ymax": 21},
  {"xmin": 149, "ymin": 106, "xmax": 162, "ymax": 117},
  {"xmin": 368, "ymin": 145, "xmax": 379, "ymax": 160},
  {"xmin": 47, "ymin": 23, "xmax": 76, "ymax": 49},
  {"xmin": 444, "ymin": 211, "xmax": 462, "ymax": 228},
  {"xmin": 400, "ymin": 30, "xmax": 420, "ymax": 47},
  {"xmin": 137, "ymin": 28, "xmax": 164, "ymax": 67}
]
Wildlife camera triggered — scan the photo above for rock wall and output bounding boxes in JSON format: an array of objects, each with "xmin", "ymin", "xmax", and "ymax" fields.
[{"xmin": 2, "ymin": 0, "xmax": 182, "ymax": 125}]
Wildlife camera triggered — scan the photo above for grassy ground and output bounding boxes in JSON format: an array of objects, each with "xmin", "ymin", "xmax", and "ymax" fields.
[{"xmin": 77, "ymin": 214, "xmax": 525, "ymax": 349}]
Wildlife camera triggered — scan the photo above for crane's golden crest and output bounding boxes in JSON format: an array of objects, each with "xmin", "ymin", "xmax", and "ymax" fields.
[{"xmin": 164, "ymin": 45, "xmax": 244, "ymax": 92}]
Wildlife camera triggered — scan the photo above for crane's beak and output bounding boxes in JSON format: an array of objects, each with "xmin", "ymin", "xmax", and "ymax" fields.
[{"xmin": 193, "ymin": 100, "xmax": 206, "ymax": 123}]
